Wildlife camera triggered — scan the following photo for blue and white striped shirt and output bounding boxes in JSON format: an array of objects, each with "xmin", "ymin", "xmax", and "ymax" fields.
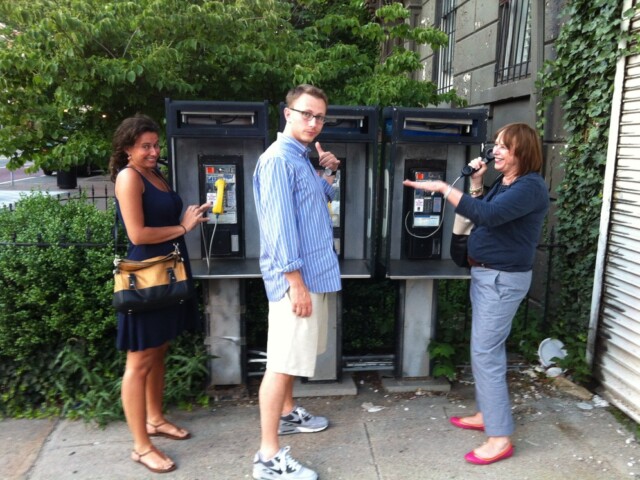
[{"xmin": 253, "ymin": 133, "xmax": 341, "ymax": 301}]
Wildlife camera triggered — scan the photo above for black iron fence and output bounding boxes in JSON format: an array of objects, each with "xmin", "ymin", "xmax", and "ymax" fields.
[{"xmin": 2, "ymin": 184, "xmax": 113, "ymax": 212}]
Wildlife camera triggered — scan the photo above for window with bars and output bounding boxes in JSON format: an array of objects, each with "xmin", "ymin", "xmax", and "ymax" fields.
[
  {"xmin": 436, "ymin": 0, "xmax": 456, "ymax": 93},
  {"xmin": 495, "ymin": 0, "xmax": 531, "ymax": 85}
]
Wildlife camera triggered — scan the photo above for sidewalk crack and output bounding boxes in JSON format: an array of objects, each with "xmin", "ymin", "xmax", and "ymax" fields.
[{"xmin": 364, "ymin": 421, "xmax": 383, "ymax": 480}]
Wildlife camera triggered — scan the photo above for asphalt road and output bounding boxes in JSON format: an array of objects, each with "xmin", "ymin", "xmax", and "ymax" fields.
[
  {"xmin": 0, "ymin": 156, "xmax": 109, "ymax": 209},
  {"xmin": 0, "ymin": 157, "xmax": 52, "ymax": 208},
  {"xmin": 0, "ymin": 157, "xmax": 46, "ymax": 185}
]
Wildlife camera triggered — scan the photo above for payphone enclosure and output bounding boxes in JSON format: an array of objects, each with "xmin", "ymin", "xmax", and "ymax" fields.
[
  {"xmin": 198, "ymin": 156, "xmax": 244, "ymax": 261},
  {"xmin": 403, "ymin": 159, "xmax": 448, "ymax": 260}
]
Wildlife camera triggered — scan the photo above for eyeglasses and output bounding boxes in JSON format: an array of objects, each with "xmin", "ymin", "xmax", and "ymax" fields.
[{"xmin": 289, "ymin": 107, "xmax": 326, "ymax": 124}]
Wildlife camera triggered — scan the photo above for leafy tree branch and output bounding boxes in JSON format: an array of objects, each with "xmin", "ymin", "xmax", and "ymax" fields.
[{"xmin": 0, "ymin": 0, "xmax": 463, "ymax": 173}]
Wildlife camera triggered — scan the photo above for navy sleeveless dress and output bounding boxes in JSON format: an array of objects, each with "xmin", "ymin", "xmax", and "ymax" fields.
[{"xmin": 115, "ymin": 169, "xmax": 197, "ymax": 352}]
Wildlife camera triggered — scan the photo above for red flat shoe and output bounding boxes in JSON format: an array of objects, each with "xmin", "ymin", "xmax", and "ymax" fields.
[
  {"xmin": 465, "ymin": 444, "xmax": 514, "ymax": 465},
  {"xmin": 449, "ymin": 416, "xmax": 485, "ymax": 431}
]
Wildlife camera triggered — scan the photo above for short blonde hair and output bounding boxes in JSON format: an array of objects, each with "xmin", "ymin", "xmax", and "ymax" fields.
[{"xmin": 285, "ymin": 84, "xmax": 328, "ymax": 107}]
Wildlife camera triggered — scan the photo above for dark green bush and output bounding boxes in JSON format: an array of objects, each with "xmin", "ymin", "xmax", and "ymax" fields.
[
  {"xmin": 432, "ymin": 279, "xmax": 548, "ymax": 380},
  {"xmin": 0, "ymin": 193, "xmax": 210, "ymax": 421},
  {"xmin": 430, "ymin": 279, "xmax": 471, "ymax": 380},
  {"xmin": 342, "ymin": 279, "xmax": 396, "ymax": 355},
  {"xmin": 0, "ymin": 193, "xmax": 114, "ymax": 361}
]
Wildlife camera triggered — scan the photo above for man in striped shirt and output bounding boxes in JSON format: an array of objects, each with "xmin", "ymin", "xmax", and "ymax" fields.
[{"xmin": 252, "ymin": 84, "xmax": 342, "ymax": 480}]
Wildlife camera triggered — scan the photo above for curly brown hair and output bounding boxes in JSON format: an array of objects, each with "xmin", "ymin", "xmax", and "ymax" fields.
[{"xmin": 108, "ymin": 114, "xmax": 160, "ymax": 182}]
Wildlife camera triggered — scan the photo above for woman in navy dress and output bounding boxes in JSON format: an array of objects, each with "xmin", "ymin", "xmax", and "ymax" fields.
[{"xmin": 108, "ymin": 114, "xmax": 210, "ymax": 474}]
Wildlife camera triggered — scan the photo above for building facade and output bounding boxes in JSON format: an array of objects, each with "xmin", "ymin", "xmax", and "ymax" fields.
[
  {"xmin": 400, "ymin": 0, "xmax": 640, "ymax": 422},
  {"xmin": 374, "ymin": 0, "xmax": 568, "ymax": 307}
]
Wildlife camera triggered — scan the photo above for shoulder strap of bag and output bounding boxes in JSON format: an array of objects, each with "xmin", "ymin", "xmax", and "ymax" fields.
[
  {"xmin": 113, "ymin": 206, "xmax": 121, "ymax": 257},
  {"xmin": 112, "ymin": 202, "xmax": 181, "ymax": 259}
]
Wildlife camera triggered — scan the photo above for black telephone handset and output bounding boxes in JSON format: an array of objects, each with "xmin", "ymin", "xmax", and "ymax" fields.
[{"xmin": 461, "ymin": 146, "xmax": 495, "ymax": 176}]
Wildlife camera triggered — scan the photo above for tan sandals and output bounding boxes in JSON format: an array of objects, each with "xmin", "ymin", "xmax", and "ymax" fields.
[
  {"xmin": 147, "ymin": 420, "xmax": 191, "ymax": 440},
  {"xmin": 131, "ymin": 446, "xmax": 176, "ymax": 474},
  {"xmin": 130, "ymin": 420, "xmax": 189, "ymax": 473}
]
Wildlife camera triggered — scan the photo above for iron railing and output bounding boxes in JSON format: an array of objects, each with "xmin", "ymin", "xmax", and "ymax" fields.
[
  {"xmin": 495, "ymin": 0, "xmax": 532, "ymax": 85},
  {"xmin": 436, "ymin": 0, "xmax": 457, "ymax": 94},
  {"xmin": 0, "ymin": 185, "xmax": 116, "ymax": 249}
]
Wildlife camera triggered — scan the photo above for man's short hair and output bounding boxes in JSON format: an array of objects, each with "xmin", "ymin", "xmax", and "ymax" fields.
[{"xmin": 286, "ymin": 84, "xmax": 328, "ymax": 107}]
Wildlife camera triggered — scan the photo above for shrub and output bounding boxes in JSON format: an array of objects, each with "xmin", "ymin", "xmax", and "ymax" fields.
[{"xmin": 0, "ymin": 193, "xmax": 210, "ymax": 421}]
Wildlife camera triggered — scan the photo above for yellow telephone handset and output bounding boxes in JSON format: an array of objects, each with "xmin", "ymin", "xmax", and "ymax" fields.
[{"xmin": 213, "ymin": 178, "xmax": 226, "ymax": 215}]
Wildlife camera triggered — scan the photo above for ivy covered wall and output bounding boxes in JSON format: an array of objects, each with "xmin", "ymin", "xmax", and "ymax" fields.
[
  {"xmin": 414, "ymin": 0, "xmax": 637, "ymax": 377},
  {"xmin": 537, "ymin": 0, "xmax": 636, "ymax": 371}
]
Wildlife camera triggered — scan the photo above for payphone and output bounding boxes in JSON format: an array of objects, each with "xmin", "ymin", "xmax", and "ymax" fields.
[
  {"xmin": 380, "ymin": 107, "xmax": 488, "ymax": 387},
  {"xmin": 166, "ymin": 99, "xmax": 270, "ymax": 388},
  {"xmin": 198, "ymin": 155, "xmax": 243, "ymax": 258},
  {"xmin": 403, "ymin": 159, "xmax": 447, "ymax": 259},
  {"xmin": 381, "ymin": 107, "xmax": 488, "ymax": 271}
]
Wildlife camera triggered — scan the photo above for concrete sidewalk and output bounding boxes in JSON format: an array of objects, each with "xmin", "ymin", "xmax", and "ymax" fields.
[{"xmin": 1, "ymin": 371, "xmax": 638, "ymax": 480}]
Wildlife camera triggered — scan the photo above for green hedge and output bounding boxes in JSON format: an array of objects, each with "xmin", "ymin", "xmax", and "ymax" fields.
[{"xmin": 0, "ymin": 193, "xmax": 209, "ymax": 422}]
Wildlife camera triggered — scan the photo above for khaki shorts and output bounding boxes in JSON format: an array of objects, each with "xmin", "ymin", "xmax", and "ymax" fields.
[{"xmin": 266, "ymin": 292, "xmax": 328, "ymax": 377}]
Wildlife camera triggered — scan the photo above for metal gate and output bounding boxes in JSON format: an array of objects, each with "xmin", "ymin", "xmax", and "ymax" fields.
[{"xmin": 589, "ymin": 0, "xmax": 640, "ymax": 423}]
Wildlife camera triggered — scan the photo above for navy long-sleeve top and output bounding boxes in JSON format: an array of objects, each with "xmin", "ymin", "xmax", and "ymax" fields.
[{"xmin": 455, "ymin": 173, "xmax": 549, "ymax": 272}]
